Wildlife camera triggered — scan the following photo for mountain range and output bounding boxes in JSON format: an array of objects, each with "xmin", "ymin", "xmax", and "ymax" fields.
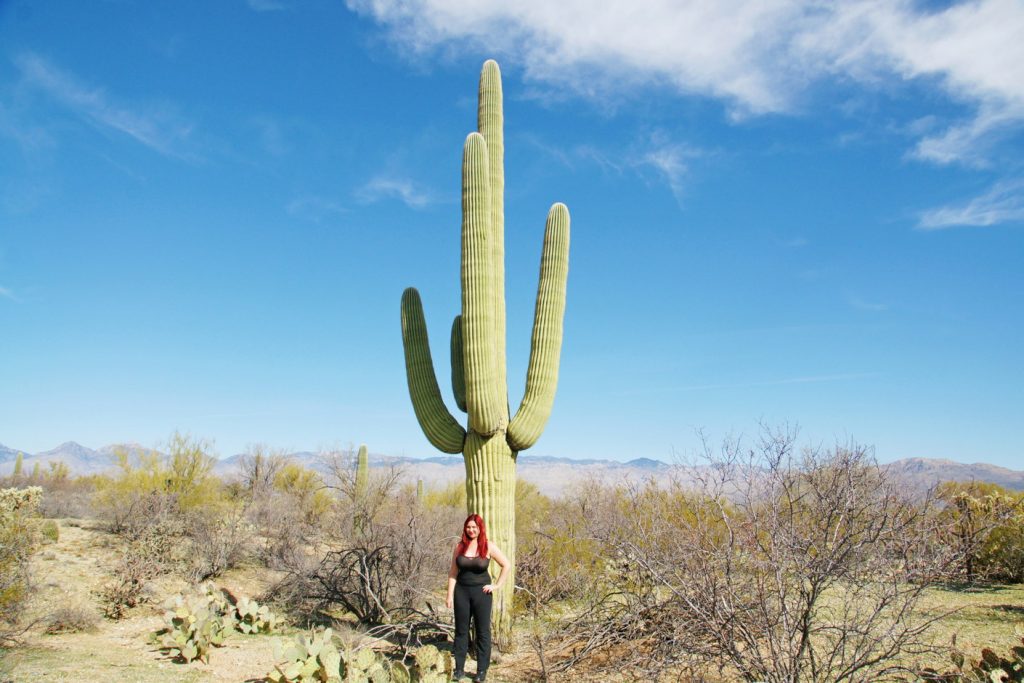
[{"xmin": 2, "ymin": 441, "xmax": 1022, "ymax": 498}]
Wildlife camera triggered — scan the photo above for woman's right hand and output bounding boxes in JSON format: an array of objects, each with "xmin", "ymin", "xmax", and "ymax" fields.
[{"xmin": 446, "ymin": 594, "xmax": 453, "ymax": 610}]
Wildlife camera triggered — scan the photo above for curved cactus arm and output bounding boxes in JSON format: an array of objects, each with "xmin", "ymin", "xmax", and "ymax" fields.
[
  {"xmin": 461, "ymin": 132, "xmax": 504, "ymax": 436},
  {"xmin": 450, "ymin": 315, "xmax": 467, "ymax": 413},
  {"xmin": 401, "ymin": 287, "xmax": 466, "ymax": 454},
  {"xmin": 507, "ymin": 203, "xmax": 570, "ymax": 452},
  {"xmin": 478, "ymin": 59, "xmax": 508, "ymax": 411}
]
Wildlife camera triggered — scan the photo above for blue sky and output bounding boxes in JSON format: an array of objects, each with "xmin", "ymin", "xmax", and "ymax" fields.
[{"xmin": 1, "ymin": 0, "xmax": 1021, "ymax": 467}]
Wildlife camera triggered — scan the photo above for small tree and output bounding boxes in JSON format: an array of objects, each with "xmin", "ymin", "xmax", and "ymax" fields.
[
  {"xmin": 566, "ymin": 429, "xmax": 960, "ymax": 682},
  {"xmin": 936, "ymin": 481, "xmax": 1023, "ymax": 583}
]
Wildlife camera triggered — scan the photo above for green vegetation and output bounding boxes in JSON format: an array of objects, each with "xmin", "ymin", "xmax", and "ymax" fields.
[
  {"xmin": 0, "ymin": 487, "xmax": 41, "ymax": 645},
  {"xmin": 400, "ymin": 58, "xmax": 571, "ymax": 642},
  {"xmin": 268, "ymin": 630, "xmax": 454, "ymax": 683}
]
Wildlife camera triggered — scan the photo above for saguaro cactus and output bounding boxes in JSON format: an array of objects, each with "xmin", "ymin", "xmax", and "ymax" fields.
[
  {"xmin": 400, "ymin": 59, "xmax": 570, "ymax": 643},
  {"xmin": 354, "ymin": 444, "xmax": 368, "ymax": 500}
]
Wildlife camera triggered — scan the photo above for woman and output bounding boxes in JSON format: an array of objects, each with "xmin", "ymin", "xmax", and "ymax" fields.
[{"xmin": 446, "ymin": 514, "xmax": 509, "ymax": 683}]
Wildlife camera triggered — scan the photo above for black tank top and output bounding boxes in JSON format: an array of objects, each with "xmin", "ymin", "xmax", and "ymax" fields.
[{"xmin": 456, "ymin": 554, "xmax": 490, "ymax": 586}]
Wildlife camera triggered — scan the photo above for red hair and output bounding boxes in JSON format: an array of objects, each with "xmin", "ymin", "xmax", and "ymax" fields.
[{"xmin": 456, "ymin": 513, "xmax": 488, "ymax": 558}]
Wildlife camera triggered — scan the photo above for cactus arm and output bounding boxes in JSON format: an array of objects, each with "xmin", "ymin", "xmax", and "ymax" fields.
[
  {"xmin": 478, "ymin": 60, "xmax": 508, "ymax": 415},
  {"xmin": 450, "ymin": 315, "xmax": 467, "ymax": 413},
  {"xmin": 401, "ymin": 287, "xmax": 466, "ymax": 454},
  {"xmin": 461, "ymin": 132, "xmax": 504, "ymax": 435},
  {"xmin": 507, "ymin": 203, "xmax": 570, "ymax": 451}
]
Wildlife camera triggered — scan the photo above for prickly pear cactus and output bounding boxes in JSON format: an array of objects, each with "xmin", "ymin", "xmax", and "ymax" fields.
[
  {"xmin": 400, "ymin": 58, "xmax": 571, "ymax": 644},
  {"xmin": 411, "ymin": 644, "xmax": 455, "ymax": 683},
  {"xmin": 269, "ymin": 627, "xmax": 344, "ymax": 683},
  {"xmin": 235, "ymin": 596, "xmax": 281, "ymax": 634},
  {"xmin": 149, "ymin": 591, "xmax": 232, "ymax": 663}
]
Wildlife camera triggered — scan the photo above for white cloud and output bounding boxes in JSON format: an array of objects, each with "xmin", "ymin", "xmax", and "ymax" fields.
[
  {"xmin": 356, "ymin": 175, "xmax": 433, "ymax": 208},
  {"xmin": 0, "ymin": 286, "xmax": 18, "ymax": 302},
  {"xmin": 14, "ymin": 53, "xmax": 196, "ymax": 159},
  {"xmin": 347, "ymin": 0, "xmax": 1024, "ymax": 165},
  {"xmin": 919, "ymin": 179, "xmax": 1024, "ymax": 230}
]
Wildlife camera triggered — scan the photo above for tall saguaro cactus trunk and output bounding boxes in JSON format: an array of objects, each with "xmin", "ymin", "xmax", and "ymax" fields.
[{"xmin": 400, "ymin": 60, "xmax": 570, "ymax": 647}]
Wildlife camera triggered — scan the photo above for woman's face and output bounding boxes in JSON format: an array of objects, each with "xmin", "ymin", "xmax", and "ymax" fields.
[{"xmin": 464, "ymin": 520, "xmax": 480, "ymax": 539}]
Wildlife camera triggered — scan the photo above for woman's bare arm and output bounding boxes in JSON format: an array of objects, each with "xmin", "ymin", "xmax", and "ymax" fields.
[
  {"xmin": 446, "ymin": 546, "xmax": 459, "ymax": 609},
  {"xmin": 483, "ymin": 544, "xmax": 510, "ymax": 594}
]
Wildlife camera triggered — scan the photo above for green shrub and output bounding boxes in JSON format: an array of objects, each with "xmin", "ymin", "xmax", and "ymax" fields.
[
  {"xmin": 0, "ymin": 487, "xmax": 41, "ymax": 643},
  {"xmin": 40, "ymin": 519, "xmax": 59, "ymax": 543}
]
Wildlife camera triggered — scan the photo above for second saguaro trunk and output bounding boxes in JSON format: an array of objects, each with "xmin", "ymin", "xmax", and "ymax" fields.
[{"xmin": 400, "ymin": 60, "xmax": 570, "ymax": 646}]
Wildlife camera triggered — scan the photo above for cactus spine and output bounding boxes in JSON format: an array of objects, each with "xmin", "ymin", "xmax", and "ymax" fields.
[{"xmin": 400, "ymin": 59, "xmax": 570, "ymax": 644}]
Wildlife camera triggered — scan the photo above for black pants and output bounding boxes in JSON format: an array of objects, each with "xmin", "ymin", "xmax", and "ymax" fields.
[{"xmin": 453, "ymin": 582, "xmax": 492, "ymax": 675}]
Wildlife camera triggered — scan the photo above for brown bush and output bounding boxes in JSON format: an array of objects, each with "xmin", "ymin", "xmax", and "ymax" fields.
[{"xmin": 43, "ymin": 605, "xmax": 100, "ymax": 634}]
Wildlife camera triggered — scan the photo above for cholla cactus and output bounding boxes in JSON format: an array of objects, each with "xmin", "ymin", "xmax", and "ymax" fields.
[{"xmin": 400, "ymin": 59, "xmax": 570, "ymax": 642}]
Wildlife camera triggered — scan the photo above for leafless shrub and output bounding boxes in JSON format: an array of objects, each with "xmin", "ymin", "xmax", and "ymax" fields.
[
  {"xmin": 271, "ymin": 465, "xmax": 458, "ymax": 628},
  {"xmin": 551, "ymin": 428, "xmax": 962, "ymax": 682},
  {"xmin": 43, "ymin": 605, "xmax": 100, "ymax": 634},
  {"xmin": 183, "ymin": 505, "xmax": 253, "ymax": 582}
]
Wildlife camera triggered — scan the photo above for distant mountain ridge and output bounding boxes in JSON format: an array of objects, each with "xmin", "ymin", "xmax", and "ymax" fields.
[{"xmin": 1, "ymin": 440, "xmax": 1021, "ymax": 498}]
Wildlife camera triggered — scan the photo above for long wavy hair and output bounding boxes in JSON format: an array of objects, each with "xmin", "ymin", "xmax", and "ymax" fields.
[{"xmin": 456, "ymin": 513, "xmax": 488, "ymax": 558}]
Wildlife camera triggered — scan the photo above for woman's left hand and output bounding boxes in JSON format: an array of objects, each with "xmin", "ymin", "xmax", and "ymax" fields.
[{"xmin": 482, "ymin": 584, "xmax": 495, "ymax": 594}]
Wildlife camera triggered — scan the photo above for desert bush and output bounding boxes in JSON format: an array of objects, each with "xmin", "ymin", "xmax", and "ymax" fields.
[
  {"xmin": 43, "ymin": 605, "xmax": 100, "ymax": 634},
  {"xmin": 183, "ymin": 504, "xmax": 252, "ymax": 582},
  {"xmin": 97, "ymin": 520, "xmax": 176, "ymax": 619},
  {"xmin": 549, "ymin": 430, "xmax": 961, "ymax": 682},
  {"xmin": 937, "ymin": 482, "xmax": 1024, "ymax": 583},
  {"xmin": 272, "ymin": 467, "xmax": 458, "ymax": 626},
  {"xmin": 1, "ymin": 487, "xmax": 42, "ymax": 644},
  {"xmin": 39, "ymin": 519, "xmax": 59, "ymax": 543},
  {"xmin": 93, "ymin": 432, "xmax": 224, "ymax": 535}
]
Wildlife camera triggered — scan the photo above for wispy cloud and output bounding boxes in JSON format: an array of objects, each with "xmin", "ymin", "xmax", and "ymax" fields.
[
  {"xmin": 526, "ymin": 132, "xmax": 702, "ymax": 203},
  {"xmin": 287, "ymin": 196, "xmax": 348, "ymax": 222},
  {"xmin": 356, "ymin": 175, "xmax": 433, "ymax": 209},
  {"xmin": 14, "ymin": 52, "xmax": 196, "ymax": 159},
  {"xmin": 0, "ymin": 286, "xmax": 19, "ymax": 302},
  {"xmin": 919, "ymin": 179, "xmax": 1024, "ymax": 230},
  {"xmin": 348, "ymin": 0, "xmax": 1024, "ymax": 166},
  {"xmin": 634, "ymin": 133, "xmax": 702, "ymax": 203}
]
